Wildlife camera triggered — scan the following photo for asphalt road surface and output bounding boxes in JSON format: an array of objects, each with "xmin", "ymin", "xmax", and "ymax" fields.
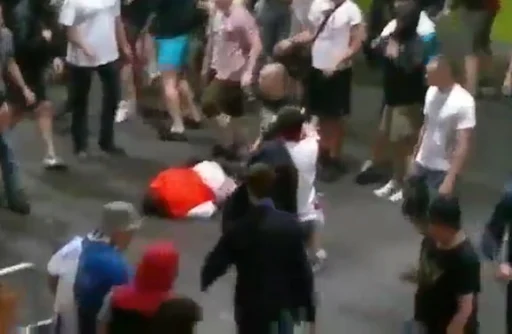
[{"xmin": 0, "ymin": 78, "xmax": 509, "ymax": 333}]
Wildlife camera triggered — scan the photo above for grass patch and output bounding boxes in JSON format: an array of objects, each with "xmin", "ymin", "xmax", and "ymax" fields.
[{"xmin": 355, "ymin": 0, "xmax": 512, "ymax": 43}]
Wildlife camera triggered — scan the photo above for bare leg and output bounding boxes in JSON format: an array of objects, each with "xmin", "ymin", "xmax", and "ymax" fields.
[
  {"xmin": 35, "ymin": 101, "xmax": 67, "ymax": 169},
  {"xmin": 159, "ymin": 69, "xmax": 186, "ymax": 141}
]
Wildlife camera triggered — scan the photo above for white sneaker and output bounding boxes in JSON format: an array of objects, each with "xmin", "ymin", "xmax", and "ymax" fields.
[
  {"xmin": 311, "ymin": 249, "xmax": 327, "ymax": 273},
  {"xmin": 43, "ymin": 155, "xmax": 67, "ymax": 170},
  {"xmin": 115, "ymin": 100, "xmax": 134, "ymax": 123},
  {"xmin": 388, "ymin": 189, "xmax": 404, "ymax": 203},
  {"xmin": 374, "ymin": 179, "xmax": 398, "ymax": 198},
  {"xmin": 360, "ymin": 160, "xmax": 373, "ymax": 172},
  {"xmin": 216, "ymin": 113, "xmax": 231, "ymax": 128}
]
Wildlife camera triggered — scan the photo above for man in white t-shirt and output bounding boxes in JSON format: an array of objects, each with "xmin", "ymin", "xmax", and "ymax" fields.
[
  {"xmin": 277, "ymin": 0, "xmax": 364, "ymax": 182},
  {"xmin": 410, "ymin": 55, "xmax": 476, "ymax": 195},
  {"xmin": 59, "ymin": 0, "xmax": 132, "ymax": 158},
  {"xmin": 47, "ymin": 235, "xmax": 84, "ymax": 334}
]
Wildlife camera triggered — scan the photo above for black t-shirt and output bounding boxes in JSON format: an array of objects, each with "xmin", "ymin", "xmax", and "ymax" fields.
[
  {"xmin": 414, "ymin": 237, "xmax": 480, "ymax": 333},
  {"xmin": 121, "ymin": 0, "xmax": 152, "ymax": 31}
]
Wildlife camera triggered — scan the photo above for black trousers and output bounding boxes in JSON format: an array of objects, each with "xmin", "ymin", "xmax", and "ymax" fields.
[{"xmin": 67, "ymin": 61, "xmax": 121, "ymax": 153}]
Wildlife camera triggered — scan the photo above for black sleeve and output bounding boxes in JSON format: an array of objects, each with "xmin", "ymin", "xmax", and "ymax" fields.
[
  {"xmin": 289, "ymin": 223, "xmax": 316, "ymax": 322},
  {"xmin": 453, "ymin": 257, "xmax": 481, "ymax": 296},
  {"xmin": 200, "ymin": 232, "xmax": 235, "ymax": 292}
]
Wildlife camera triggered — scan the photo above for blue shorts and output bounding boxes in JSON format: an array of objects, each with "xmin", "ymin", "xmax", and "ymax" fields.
[{"xmin": 155, "ymin": 35, "xmax": 189, "ymax": 71}]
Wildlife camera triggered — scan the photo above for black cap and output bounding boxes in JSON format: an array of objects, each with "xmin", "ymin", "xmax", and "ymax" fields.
[{"xmin": 428, "ymin": 195, "xmax": 462, "ymax": 230}]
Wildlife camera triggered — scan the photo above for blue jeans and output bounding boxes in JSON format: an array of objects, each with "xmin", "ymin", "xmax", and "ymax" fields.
[
  {"xmin": 410, "ymin": 162, "xmax": 447, "ymax": 195},
  {"xmin": 0, "ymin": 130, "xmax": 21, "ymax": 201}
]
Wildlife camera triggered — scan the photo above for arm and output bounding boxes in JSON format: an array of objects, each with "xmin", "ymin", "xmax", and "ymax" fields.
[
  {"xmin": 442, "ymin": 103, "xmax": 475, "ymax": 190},
  {"xmin": 200, "ymin": 233, "xmax": 234, "ymax": 291},
  {"xmin": 447, "ymin": 261, "xmax": 480, "ymax": 334},
  {"xmin": 59, "ymin": 1, "xmax": 93, "ymax": 55},
  {"xmin": 336, "ymin": 6, "xmax": 365, "ymax": 67},
  {"xmin": 242, "ymin": 10, "xmax": 262, "ymax": 83},
  {"xmin": 114, "ymin": 1, "xmax": 130, "ymax": 54},
  {"xmin": 7, "ymin": 58, "xmax": 30, "ymax": 92},
  {"xmin": 97, "ymin": 292, "xmax": 113, "ymax": 334}
]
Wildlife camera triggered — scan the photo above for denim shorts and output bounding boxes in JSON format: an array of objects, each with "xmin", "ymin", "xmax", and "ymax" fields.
[{"xmin": 410, "ymin": 162, "xmax": 447, "ymax": 195}]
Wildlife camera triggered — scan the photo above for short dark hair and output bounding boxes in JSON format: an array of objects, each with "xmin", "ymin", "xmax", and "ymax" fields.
[
  {"xmin": 433, "ymin": 54, "xmax": 462, "ymax": 81},
  {"xmin": 151, "ymin": 297, "xmax": 202, "ymax": 334},
  {"xmin": 401, "ymin": 175, "xmax": 429, "ymax": 221},
  {"xmin": 245, "ymin": 163, "xmax": 276, "ymax": 199},
  {"xmin": 273, "ymin": 106, "xmax": 306, "ymax": 136},
  {"xmin": 428, "ymin": 195, "xmax": 462, "ymax": 230}
]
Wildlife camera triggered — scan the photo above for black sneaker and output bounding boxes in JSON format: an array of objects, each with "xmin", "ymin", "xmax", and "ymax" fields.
[
  {"xmin": 317, "ymin": 157, "xmax": 341, "ymax": 183},
  {"xmin": 7, "ymin": 191, "xmax": 31, "ymax": 215},
  {"xmin": 158, "ymin": 130, "xmax": 188, "ymax": 142},
  {"xmin": 100, "ymin": 146, "xmax": 127, "ymax": 156},
  {"xmin": 355, "ymin": 164, "xmax": 388, "ymax": 185}
]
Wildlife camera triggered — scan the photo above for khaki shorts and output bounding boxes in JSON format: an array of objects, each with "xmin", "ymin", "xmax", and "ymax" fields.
[
  {"xmin": 459, "ymin": 9, "xmax": 496, "ymax": 54},
  {"xmin": 379, "ymin": 105, "xmax": 423, "ymax": 142},
  {"xmin": 201, "ymin": 74, "xmax": 244, "ymax": 118}
]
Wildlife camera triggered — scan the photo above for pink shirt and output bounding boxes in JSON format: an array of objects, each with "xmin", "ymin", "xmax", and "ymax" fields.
[{"xmin": 210, "ymin": 5, "xmax": 258, "ymax": 81}]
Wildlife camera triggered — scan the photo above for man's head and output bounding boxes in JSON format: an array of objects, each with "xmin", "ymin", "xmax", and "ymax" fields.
[
  {"xmin": 101, "ymin": 201, "xmax": 142, "ymax": 251},
  {"xmin": 150, "ymin": 297, "xmax": 202, "ymax": 334},
  {"xmin": 427, "ymin": 195, "xmax": 462, "ymax": 244},
  {"xmin": 272, "ymin": 106, "xmax": 306, "ymax": 141},
  {"xmin": 213, "ymin": 0, "xmax": 233, "ymax": 11},
  {"xmin": 426, "ymin": 55, "xmax": 458, "ymax": 87},
  {"xmin": 258, "ymin": 63, "xmax": 289, "ymax": 101},
  {"xmin": 246, "ymin": 163, "xmax": 276, "ymax": 200}
]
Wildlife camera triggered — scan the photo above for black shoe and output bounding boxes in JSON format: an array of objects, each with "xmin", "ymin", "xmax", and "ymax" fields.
[
  {"xmin": 158, "ymin": 130, "xmax": 187, "ymax": 142},
  {"xmin": 355, "ymin": 164, "xmax": 387, "ymax": 185},
  {"xmin": 317, "ymin": 159, "xmax": 341, "ymax": 183},
  {"xmin": 100, "ymin": 146, "xmax": 127, "ymax": 156},
  {"xmin": 7, "ymin": 191, "xmax": 31, "ymax": 215},
  {"xmin": 184, "ymin": 118, "xmax": 203, "ymax": 130}
]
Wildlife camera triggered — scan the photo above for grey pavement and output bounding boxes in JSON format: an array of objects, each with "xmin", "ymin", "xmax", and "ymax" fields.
[{"xmin": 0, "ymin": 77, "xmax": 508, "ymax": 333}]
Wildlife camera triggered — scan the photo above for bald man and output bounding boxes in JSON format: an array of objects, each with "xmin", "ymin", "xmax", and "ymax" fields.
[{"xmin": 253, "ymin": 63, "xmax": 296, "ymax": 149}]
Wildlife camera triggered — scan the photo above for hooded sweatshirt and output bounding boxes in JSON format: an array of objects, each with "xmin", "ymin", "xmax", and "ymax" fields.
[{"xmin": 107, "ymin": 242, "xmax": 179, "ymax": 334}]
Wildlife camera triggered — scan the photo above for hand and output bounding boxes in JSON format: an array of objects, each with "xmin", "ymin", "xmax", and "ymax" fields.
[
  {"xmin": 42, "ymin": 28, "xmax": 52, "ymax": 41},
  {"xmin": 52, "ymin": 57, "xmax": 64, "ymax": 76},
  {"xmin": 22, "ymin": 87, "xmax": 36, "ymax": 106},
  {"xmin": 385, "ymin": 39, "xmax": 399, "ymax": 59},
  {"xmin": 496, "ymin": 263, "xmax": 512, "ymax": 281},
  {"xmin": 241, "ymin": 71, "xmax": 252, "ymax": 87},
  {"xmin": 121, "ymin": 45, "xmax": 133, "ymax": 64},
  {"xmin": 438, "ymin": 178, "xmax": 454, "ymax": 196},
  {"xmin": 83, "ymin": 48, "xmax": 96, "ymax": 62},
  {"xmin": 274, "ymin": 39, "xmax": 293, "ymax": 55},
  {"xmin": 503, "ymin": 72, "xmax": 512, "ymax": 96}
]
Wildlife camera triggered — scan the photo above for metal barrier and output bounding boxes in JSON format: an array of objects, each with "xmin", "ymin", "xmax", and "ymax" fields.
[{"xmin": 0, "ymin": 262, "xmax": 54, "ymax": 333}]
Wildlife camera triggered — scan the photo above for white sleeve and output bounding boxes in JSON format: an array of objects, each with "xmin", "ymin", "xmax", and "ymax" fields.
[
  {"xmin": 380, "ymin": 20, "xmax": 396, "ymax": 37},
  {"xmin": 423, "ymin": 87, "xmax": 435, "ymax": 115},
  {"xmin": 113, "ymin": 0, "xmax": 121, "ymax": 17},
  {"xmin": 348, "ymin": 3, "xmax": 363, "ymax": 26},
  {"xmin": 47, "ymin": 237, "xmax": 83, "ymax": 276},
  {"xmin": 456, "ymin": 100, "xmax": 476, "ymax": 130},
  {"xmin": 59, "ymin": 0, "xmax": 77, "ymax": 26}
]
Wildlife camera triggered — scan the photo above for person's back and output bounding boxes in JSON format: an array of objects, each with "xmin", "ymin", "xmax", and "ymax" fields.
[{"xmin": 150, "ymin": 0, "xmax": 208, "ymax": 39}]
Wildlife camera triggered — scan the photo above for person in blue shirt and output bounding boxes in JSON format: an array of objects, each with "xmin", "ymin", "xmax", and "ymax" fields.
[{"xmin": 74, "ymin": 201, "xmax": 142, "ymax": 334}]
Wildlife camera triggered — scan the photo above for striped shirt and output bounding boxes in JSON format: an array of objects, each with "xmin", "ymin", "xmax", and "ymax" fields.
[{"xmin": 209, "ymin": 5, "xmax": 258, "ymax": 81}]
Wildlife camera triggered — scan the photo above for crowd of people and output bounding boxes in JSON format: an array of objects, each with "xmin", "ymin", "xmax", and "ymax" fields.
[{"xmin": 1, "ymin": 0, "xmax": 512, "ymax": 332}]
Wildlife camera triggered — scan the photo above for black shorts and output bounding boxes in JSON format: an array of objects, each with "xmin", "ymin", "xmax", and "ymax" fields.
[
  {"xmin": 306, "ymin": 67, "xmax": 352, "ymax": 118},
  {"xmin": 6, "ymin": 62, "xmax": 47, "ymax": 109}
]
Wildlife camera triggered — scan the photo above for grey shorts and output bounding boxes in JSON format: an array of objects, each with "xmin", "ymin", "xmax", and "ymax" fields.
[
  {"xmin": 256, "ymin": 0, "xmax": 291, "ymax": 56},
  {"xmin": 460, "ymin": 9, "xmax": 496, "ymax": 54},
  {"xmin": 410, "ymin": 162, "xmax": 448, "ymax": 195}
]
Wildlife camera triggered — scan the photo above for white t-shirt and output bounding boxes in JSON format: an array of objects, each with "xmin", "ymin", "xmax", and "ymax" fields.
[
  {"xmin": 415, "ymin": 84, "xmax": 476, "ymax": 171},
  {"xmin": 309, "ymin": 0, "xmax": 362, "ymax": 70},
  {"xmin": 284, "ymin": 137, "xmax": 321, "ymax": 222},
  {"xmin": 59, "ymin": 0, "xmax": 120, "ymax": 67},
  {"xmin": 47, "ymin": 236, "xmax": 84, "ymax": 334}
]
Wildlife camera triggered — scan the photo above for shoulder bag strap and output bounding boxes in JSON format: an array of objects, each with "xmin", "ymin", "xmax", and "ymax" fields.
[{"xmin": 312, "ymin": 2, "xmax": 344, "ymax": 42}]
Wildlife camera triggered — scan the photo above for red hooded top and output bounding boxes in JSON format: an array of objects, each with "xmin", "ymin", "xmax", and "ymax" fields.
[{"xmin": 111, "ymin": 241, "xmax": 180, "ymax": 316}]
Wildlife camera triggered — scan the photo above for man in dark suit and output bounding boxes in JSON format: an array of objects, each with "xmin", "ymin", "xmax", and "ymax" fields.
[{"xmin": 201, "ymin": 163, "xmax": 316, "ymax": 334}]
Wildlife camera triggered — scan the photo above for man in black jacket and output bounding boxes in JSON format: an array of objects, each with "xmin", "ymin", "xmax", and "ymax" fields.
[
  {"xmin": 2, "ymin": 0, "xmax": 67, "ymax": 169},
  {"xmin": 201, "ymin": 163, "xmax": 316, "ymax": 334}
]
